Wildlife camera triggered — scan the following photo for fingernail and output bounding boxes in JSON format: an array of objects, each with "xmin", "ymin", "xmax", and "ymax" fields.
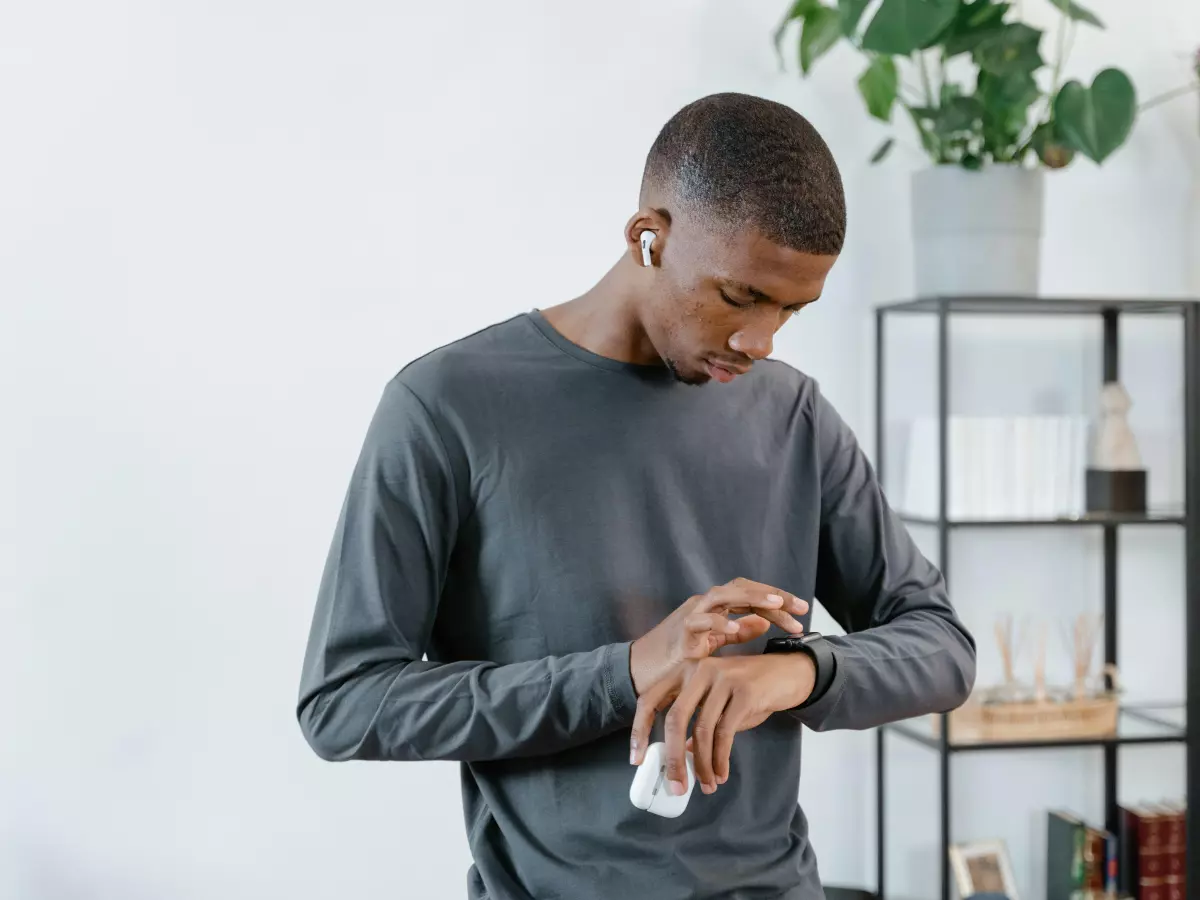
[
  {"xmin": 717, "ymin": 774, "xmax": 727, "ymax": 785},
  {"xmin": 767, "ymin": 593, "xmax": 783, "ymax": 606},
  {"xmin": 725, "ymin": 620, "xmax": 740, "ymax": 633},
  {"xmin": 669, "ymin": 780, "xmax": 686, "ymax": 795},
  {"xmin": 701, "ymin": 782, "xmax": 714, "ymax": 795},
  {"xmin": 630, "ymin": 748, "xmax": 637, "ymax": 764}
]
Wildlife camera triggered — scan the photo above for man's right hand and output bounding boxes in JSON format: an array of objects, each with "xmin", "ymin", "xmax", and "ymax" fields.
[{"xmin": 628, "ymin": 578, "xmax": 808, "ymax": 699}]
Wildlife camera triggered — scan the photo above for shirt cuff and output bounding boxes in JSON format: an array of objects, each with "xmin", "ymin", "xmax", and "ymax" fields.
[{"xmin": 602, "ymin": 641, "xmax": 638, "ymax": 723}]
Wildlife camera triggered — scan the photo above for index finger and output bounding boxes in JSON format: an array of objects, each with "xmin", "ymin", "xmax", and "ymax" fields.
[
  {"xmin": 707, "ymin": 582, "xmax": 810, "ymax": 617},
  {"xmin": 662, "ymin": 667, "xmax": 712, "ymax": 796},
  {"xmin": 630, "ymin": 673, "xmax": 678, "ymax": 766},
  {"xmin": 754, "ymin": 607, "xmax": 806, "ymax": 635},
  {"xmin": 708, "ymin": 590, "xmax": 806, "ymax": 635}
]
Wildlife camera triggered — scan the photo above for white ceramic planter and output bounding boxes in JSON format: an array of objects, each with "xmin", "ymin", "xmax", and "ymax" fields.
[{"xmin": 911, "ymin": 164, "xmax": 1045, "ymax": 297}]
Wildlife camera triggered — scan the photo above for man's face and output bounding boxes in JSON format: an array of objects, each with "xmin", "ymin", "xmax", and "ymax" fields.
[{"xmin": 639, "ymin": 214, "xmax": 838, "ymax": 386}]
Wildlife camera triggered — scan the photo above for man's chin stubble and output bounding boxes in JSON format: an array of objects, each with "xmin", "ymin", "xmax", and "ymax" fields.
[{"xmin": 664, "ymin": 358, "xmax": 707, "ymax": 386}]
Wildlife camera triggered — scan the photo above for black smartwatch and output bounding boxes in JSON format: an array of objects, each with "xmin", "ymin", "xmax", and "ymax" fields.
[{"xmin": 763, "ymin": 632, "xmax": 836, "ymax": 708}]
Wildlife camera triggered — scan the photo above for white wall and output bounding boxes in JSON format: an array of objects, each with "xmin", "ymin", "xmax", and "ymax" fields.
[{"xmin": 2, "ymin": 2, "xmax": 1197, "ymax": 899}]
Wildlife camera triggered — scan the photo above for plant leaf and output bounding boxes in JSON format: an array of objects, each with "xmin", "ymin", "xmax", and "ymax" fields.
[
  {"xmin": 942, "ymin": 0, "xmax": 1011, "ymax": 57},
  {"xmin": 975, "ymin": 69, "xmax": 1041, "ymax": 144},
  {"xmin": 773, "ymin": 0, "xmax": 823, "ymax": 64},
  {"xmin": 800, "ymin": 6, "xmax": 843, "ymax": 73},
  {"xmin": 974, "ymin": 69, "xmax": 1038, "ymax": 158},
  {"xmin": 861, "ymin": 0, "xmax": 959, "ymax": 55},
  {"xmin": 838, "ymin": 0, "xmax": 872, "ymax": 38},
  {"xmin": 964, "ymin": 0, "xmax": 1009, "ymax": 27},
  {"xmin": 870, "ymin": 137, "xmax": 896, "ymax": 162},
  {"xmin": 973, "ymin": 22, "xmax": 1044, "ymax": 76},
  {"xmin": 858, "ymin": 56, "xmax": 899, "ymax": 120},
  {"xmin": 1047, "ymin": 0, "xmax": 1103, "ymax": 28},
  {"xmin": 1053, "ymin": 68, "xmax": 1137, "ymax": 163},
  {"xmin": 937, "ymin": 96, "xmax": 985, "ymax": 133},
  {"xmin": 977, "ymin": 69, "xmax": 1040, "ymax": 109}
]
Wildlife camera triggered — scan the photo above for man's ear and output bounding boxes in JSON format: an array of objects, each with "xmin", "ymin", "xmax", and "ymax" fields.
[{"xmin": 624, "ymin": 208, "xmax": 670, "ymax": 269}]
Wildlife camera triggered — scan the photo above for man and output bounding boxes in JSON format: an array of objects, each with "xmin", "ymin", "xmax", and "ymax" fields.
[{"xmin": 296, "ymin": 92, "xmax": 975, "ymax": 899}]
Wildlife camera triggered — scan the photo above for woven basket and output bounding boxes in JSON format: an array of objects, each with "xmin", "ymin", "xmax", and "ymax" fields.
[{"xmin": 934, "ymin": 692, "xmax": 1119, "ymax": 743}]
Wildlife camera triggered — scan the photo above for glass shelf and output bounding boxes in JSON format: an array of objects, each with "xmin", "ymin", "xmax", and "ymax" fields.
[
  {"xmin": 877, "ymin": 295, "xmax": 1197, "ymax": 316},
  {"xmin": 898, "ymin": 510, "xmax": 1187, "ymax": 528},
  {"xmin": 885, "ymin": 704, "xmax": 1186, "ymax": 753}
]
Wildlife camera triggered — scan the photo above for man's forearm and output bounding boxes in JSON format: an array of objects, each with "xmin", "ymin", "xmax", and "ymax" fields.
[
  {"xmin": 297, "ymin": 642, "xmax": 637, "ymax": 762},
  {"xmin": 786, "ymin": 607, "xmax": 975, "ymax": 731},
  {"xmin": 799, "ymin": 383, "xmax": 977, "ymax": 732}
]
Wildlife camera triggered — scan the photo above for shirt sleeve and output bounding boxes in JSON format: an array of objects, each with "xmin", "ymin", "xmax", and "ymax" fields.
[
  {"xmin": 295, "ymin": 377, "xmax": 638, "ymax": 762},
  {"xmin": 787, "ymin": 383, "xmax": 977, "ymax": 731}
]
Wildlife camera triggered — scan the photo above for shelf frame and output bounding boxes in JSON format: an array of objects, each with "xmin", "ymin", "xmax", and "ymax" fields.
[
  {"xmin": 872, "ymin": 295, "xmax": 1200, "ymax": 900},
  {"xmin": 1185, "ymin": 301, "xmax": 1200, "ymax": 900}
]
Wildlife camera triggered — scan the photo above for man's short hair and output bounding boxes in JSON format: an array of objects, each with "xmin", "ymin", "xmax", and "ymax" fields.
[{"xmin": 641, "ymin": 92, "xmax": 846, "ymax": 256}]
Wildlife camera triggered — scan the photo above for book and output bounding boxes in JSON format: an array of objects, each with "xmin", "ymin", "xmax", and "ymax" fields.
[
  {"xmin": 1048, "ymin": 809, "xmax": 1118, "ymax": 900},
  {"xmin": 901, "ymin": 414, "xmax": 1090, "ymax": 520},
  {"xmin": 1048, "ymin": 809, "xmax": 1086, "ymax": 900},
  {"xmin": 1121, "ymin": 801, "xmax": 1187, "ymax": 900}
]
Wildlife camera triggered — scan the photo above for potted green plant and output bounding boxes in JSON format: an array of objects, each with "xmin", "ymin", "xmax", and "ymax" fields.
[{"xmin": 774, "ymin": 0, "xmax": 1138, "ymax": 297}]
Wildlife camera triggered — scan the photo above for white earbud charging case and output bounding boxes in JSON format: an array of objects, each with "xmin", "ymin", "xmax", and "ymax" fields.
[{"xmin": 629, "ymin": 741, "xmax": 696, "ymax": 818}]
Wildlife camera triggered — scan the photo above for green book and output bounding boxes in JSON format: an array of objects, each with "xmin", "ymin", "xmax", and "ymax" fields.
[{"xmin": 1047, "ymin": 809, "xmax": 1085, "ymax": 900}]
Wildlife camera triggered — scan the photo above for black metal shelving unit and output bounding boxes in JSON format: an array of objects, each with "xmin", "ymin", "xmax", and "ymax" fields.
[{"xmin": 872, "ymin": 295, "xmax": 1200, "ymax": 900}]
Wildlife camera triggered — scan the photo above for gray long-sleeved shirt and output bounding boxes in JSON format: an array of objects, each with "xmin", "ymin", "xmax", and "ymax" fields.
[{"xmin": 296, "ymin": 309, "xmax": 976, "ymax": 900}]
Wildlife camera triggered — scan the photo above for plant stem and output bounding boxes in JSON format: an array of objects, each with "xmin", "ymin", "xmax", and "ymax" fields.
[
  {"xmin": 1048, "ymin": 13, "xmax": 1069, "ymax": 103},
  {"xmin": 918, "ymin": 51, "xmax": 935, "ymax": 107},
  {"xmin": 1139, "ymin": 81, "xmax": 1200, "ymax": 112},
  {"xmin": 1025, "ymin": 11, "xmax": 1075, "ymax": 154}
]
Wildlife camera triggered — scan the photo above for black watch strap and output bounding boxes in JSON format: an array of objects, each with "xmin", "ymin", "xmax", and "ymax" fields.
[{"xmin": 764, "ymin": 632, "xmax": 837, "ymax": 708}]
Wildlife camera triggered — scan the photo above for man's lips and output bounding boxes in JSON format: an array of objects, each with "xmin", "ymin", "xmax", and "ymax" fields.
[{"xmin": 706, "ymin": 359, "xmax": 750, "ymax": 383}]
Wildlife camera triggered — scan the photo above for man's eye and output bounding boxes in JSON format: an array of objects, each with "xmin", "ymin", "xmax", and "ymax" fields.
[{"xmin": 720, "ymin": 290, "xmax": 752, "ymax": 310}]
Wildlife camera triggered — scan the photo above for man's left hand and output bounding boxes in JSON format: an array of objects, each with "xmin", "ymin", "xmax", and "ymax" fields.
[{"xmin": 628, "ymin": 653, "xmax": 816, "ymax": 797}]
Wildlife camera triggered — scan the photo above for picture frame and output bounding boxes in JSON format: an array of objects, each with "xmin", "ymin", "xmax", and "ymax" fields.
[{"xmin": 948, "ymin": 838, "xmax": 1019, "ymax": 900}]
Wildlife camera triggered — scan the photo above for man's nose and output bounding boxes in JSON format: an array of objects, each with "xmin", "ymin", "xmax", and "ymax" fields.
[{"xmin": 728, "ymin": 320, "xmax": 774, "ymax": 360}]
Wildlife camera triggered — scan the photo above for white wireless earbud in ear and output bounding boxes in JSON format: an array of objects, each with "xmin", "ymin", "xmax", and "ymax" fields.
[{"xmin": 639, "ymin": 231, "xmax": 656, "ymax": 267}]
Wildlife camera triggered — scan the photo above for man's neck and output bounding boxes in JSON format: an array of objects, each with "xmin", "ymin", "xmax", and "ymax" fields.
[{"xmin": 539, "ymin": 259, "xmax": 662, "ymax": 367}]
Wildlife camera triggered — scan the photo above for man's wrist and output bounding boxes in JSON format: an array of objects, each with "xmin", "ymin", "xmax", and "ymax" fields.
[
  {"xmin": 773, "ymin": 652, "xmax": 817, "ymax": 710},
  {"xmin": 629, "ymin": 636, "xmax": 664, "ymax": 697}
]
